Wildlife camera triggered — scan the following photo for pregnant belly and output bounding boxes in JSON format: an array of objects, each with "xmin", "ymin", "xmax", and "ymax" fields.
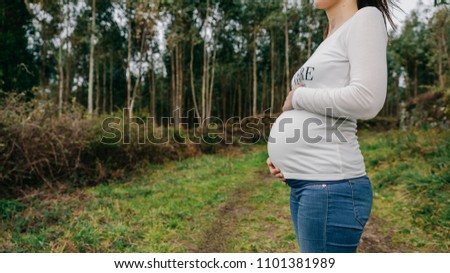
[{"xmin": 267, "ymin": 110, "xmax": 354, "ymax": 176}]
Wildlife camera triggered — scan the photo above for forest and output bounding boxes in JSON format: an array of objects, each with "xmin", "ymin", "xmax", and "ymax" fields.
[
  {"xmin": 2, "ymin": 0, "xmax": 448, "ymax": 121},
  {"xmin": 0, "ymin": 0, "xmax": 449, "ymax": 253}
]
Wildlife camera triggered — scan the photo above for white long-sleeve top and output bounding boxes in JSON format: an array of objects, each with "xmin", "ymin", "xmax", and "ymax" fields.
[
  {"xmin": 292, "ymin": 6, "xmax": 388, "ymax": 120},
  {"xmin": 267, "ymin": 7, "xmax": 388, "ymax": 181}
]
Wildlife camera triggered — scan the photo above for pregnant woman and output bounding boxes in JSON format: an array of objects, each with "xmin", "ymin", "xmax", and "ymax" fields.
[{"xmin": 267, "ymin": 0, "xmax": 396, "ymax": 253}]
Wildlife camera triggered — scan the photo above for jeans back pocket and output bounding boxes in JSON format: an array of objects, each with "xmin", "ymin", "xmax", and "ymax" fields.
[{"xmin": 348, "ymin": 179, "xmax": 373, "ymax": 228}]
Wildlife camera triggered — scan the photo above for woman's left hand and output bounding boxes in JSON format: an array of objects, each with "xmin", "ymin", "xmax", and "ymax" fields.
[
  {"xmin": 266, "ymin": 158, "xmax": 286, "ymax": 185},
  {"xmin": 282, "ymin": 83, "xmax": 305, "ymax": 112}
]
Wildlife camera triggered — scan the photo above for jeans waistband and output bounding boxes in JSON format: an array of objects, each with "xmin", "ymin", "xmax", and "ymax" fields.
[{"xmin": 285, "ymin": 175, "xmax": 368, "ymax": 189}]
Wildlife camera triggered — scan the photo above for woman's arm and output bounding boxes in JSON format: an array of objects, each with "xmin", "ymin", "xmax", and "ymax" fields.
[{"xmin": 291, "ymin": 8, "xmax": 388, "ymax": 120}]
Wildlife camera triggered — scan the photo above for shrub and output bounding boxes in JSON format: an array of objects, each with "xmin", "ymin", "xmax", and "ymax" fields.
[{"xmin": 0, "ymin": 93, "xmax": 237, "ymax": 198}]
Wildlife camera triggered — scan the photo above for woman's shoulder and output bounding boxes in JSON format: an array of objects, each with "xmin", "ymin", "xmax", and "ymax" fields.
[
  {"xmin": 346, "ymin": 6, "xmax": 387, "ymax": 35},
  {"xmin": 353, "ymin": 6, "xmax": 384, "ymax": 22},
  {"xmin": 343, "ymin": 6, "xmax": 388, "ymax": 47}
]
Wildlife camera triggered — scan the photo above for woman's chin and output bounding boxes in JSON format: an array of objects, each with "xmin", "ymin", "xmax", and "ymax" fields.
[
  {"xmin": 313, "ymin": 3, "xmax": 327, "ymax": 10},
  {"xmin": 313, "ymin": 0, "xmax": 333, "ymax": 10}
]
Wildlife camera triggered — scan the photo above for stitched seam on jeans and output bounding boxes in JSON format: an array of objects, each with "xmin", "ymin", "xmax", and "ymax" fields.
[
  {"xmin": 324, "ymin": 185, "xmax": 329, "ymax": 253},
  {"xmin": 290, "ymin": 188, "xmax": 301, "ymax": 252},
  {"xmin": 350, "ymin": 176, "xmax": 370, "ymax": 184},
  {"xmin": 296, "ymin": 188, "xmax": 302, "ymax": 251},
  {"xmin": 348, "ymin": 181, "xmax": 364, "ymax": 228}
]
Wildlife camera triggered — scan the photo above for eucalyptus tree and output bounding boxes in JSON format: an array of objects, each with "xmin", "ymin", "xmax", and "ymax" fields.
[
  {"xmin": 87, "ymin": 0, "xmax": 96, "ymax": 116},
  {"xmin": 23, "ymin": 0, "xmax": 58, "ymax": 94},
  {"xmin": 385, "ymin": 34, "xmax": 404, "ymax": 117},
  {"xmin": 260, "ymin": 1, "xmax": 283, "ymax": 115},
  {"xmin": 397, "ymin": 10, "xmax": 432, "ymax": 99},
  {"xmin": 162, "ymin": 0, "xmax": 189, "ymax": 127},
  {"xmin": 128, "ymin": 0, "xmax": 159, "ymax": 117},
  {"xmin": 238, "ymin": 0, "xmax": 272, "ymax": 117},
  {"xmin": 176, "ymin": 0, "xmax": 223, "ymax": 126},
  {"xmin": 427, "ymin": 5, "xmax": 450, "ymax": 89},
  {"xmin": 0, "ymin": 0, "xmax": 38, "ymax": 95}
]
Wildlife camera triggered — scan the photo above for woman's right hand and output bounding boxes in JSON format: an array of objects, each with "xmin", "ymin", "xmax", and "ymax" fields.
[
  {"xmin": 266, "ymin": 158, "xmax": 286, "ymax": 185},
  {"xmin": 282, "ymin": 82, "xmax": 305, "ymax": 112}
]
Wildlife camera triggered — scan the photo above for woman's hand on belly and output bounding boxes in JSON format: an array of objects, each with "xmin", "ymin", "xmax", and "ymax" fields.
[
  {"xmin": 266, "ymin": 158, "xmax": 286, "ymax": 185},
  {"xmin": 282, "ymin": 82, "xmax": 305, "ymax": 112}
]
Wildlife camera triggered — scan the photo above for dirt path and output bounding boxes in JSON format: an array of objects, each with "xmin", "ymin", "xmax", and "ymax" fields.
[
  {"xmin": 359, "ymin": 215, "xmax": 409, "ymax": 253},
  {"xmin": 196, "ymin": 171, "xmax": 407, "ymax": 253},
  {"xmin": 194, "ymin": 186, "xmax": 254, "ymax": 252}
]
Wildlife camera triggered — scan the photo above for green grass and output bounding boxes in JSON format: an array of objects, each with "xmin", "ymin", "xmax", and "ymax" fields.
[
  {"xmin": 0, "ymin": 144, "xmax": 295, "ymax": 252},
  {"xmin": 1, "ymin": 129, "xmax": 448, "ymax": 252},
  {"xmin": 359, "ymin": 128, "xmax": 449, "ymax": 252}
]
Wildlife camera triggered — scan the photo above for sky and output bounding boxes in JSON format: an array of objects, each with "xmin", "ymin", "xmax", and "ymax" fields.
[
  {"xmin": 391, "ymin": 0, "xmax": 435, "ymax": 29},
  {"xmin": 394, "ymin": 0, "xmax": 421, "ymax": 19}
]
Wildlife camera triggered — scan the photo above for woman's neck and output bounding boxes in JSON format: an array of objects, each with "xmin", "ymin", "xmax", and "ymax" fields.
[{"xmin": 325, "ymin": 1, "xmax": 359, "ymax": 38}]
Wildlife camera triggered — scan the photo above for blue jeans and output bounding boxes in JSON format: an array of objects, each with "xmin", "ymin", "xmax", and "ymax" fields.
[{"xmin": 286, "ymin": 175, "xmax": 373, "ymax": 253}]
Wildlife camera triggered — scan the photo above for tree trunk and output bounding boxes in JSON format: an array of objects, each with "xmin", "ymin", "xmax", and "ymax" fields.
[
  {"xmin": 152, "ymin": 67, "xmax": 156, "ymax": 119},
  {"xmin": 284, "ymin": 6, "xmax": 290, "ymax": 96},
  {"xmin": 190, "ymin": 40, "xmax": 200, "ymax": 119},
  {"xmin": 270, "ymin": 28, "xmax": 275, "ymax": 116},
  {"xmin": 170, "ymin": 47, "xmax": 176, "ymax": 125},
  {"xmin": 261, "ymin": 69, "xmax": 267, "ymax": 113},
  {"xmin": 384, "ymin": 94, "xmax": 389, "ymax": 116},
  {"xmin": 280, "ymin": 56, "xmax": 286, "ymax": 112},
  {"xmin": 87, "ymin": 0, "xmax": 96, "ymax": 116},
  {"xmin": 201, "ymin": 35, "xmax": 207, "ymax": 123},
  {"xmin": 129, "ymin": 25, "xmax": 147, "ymax": 118},
  {"xmin": 395, "ymin": 76, "xmax": 400, "ymax": 119},
  {"xmin": 438, "ymin": 36, "xmax": 444, "ymax": 88},
  {"xmin": 246, "ymin": 63, "xmax": 251, "ymax": 117},
  {"xmin": 201, "ymin": 0, "xmax": 210, "ymax": 125},
  {"xmin": 138, "ymin": 81, "xmax": 142, "ymax": 113},
  {"xmin": 442, "ymin": 27, "xmax": 450, "ymax": 71},
  {"xmin": 220, "ymin": 59, "xmax": 226, "ymax": 120},
  {"xmin": 208, "ymin": 29, "xmax": 218, "ymax": 122},
  {"xmin": 64, "ymin": 3, "xmax": 71, "ymax": 103},
  {"xmin": 238, "ymin": 81, "xmax": 242, "ymax": 118},
  {"xmin": 179, "ymin": 42, "xmax": 184, "ymax": 127},
  {"xmin": 253, "ymin": 28, "xmax": 257, "ymax": 117},
  {"xmin": 414, "ymin": 62, "xmax": 418, "ymax": 98},
  {"xmin": 126, "ymin": 0, "xmax": 132, "ymax": 115},
  {"xmin": 65, "ymin": 51, "xmax": 71, "ymax": 104},
  {"xmin": 230, "ymin": 82, "xmax": 236, "ymax": 118},
  {"xmin": 102, "ymin": 59, "xmax": 107, "ymax": 114},
  {"xmin": 95, "ymin": 55, "xmax": 100, "ymax": 115},
  {"xmin": 151, "ymin": 52, "xmax": 156, "ymax": 118},
  {"xmin": 205, "ymin": 44, "xmax": 210, "ymax": 123},
  {"xmin": 41, "ymin": 33, "xmax": 48, "ymax": 93},
  {"xmin": 438, "ymin": 29, "xmax": 448, "ymax": 88},
  {"xmin": 24, "ymin": 0, "xmax": 48, "ymax": 92},
  {"xmin": 405, "ymin": 63, "xmax": 410, "ymax": 100},
  {"xmin": 109, "ymin": 52, "xmax": 113, "ymax": 114},
  {"xmin": 148, "ymin": 45, "xmax": 156, "ymax": 118},
  {"xmin": 58, "ymin": 42, "xmax": 64, "ymax": 116},
  {"xmin": 276, "ymin": 53, "xmax": 281, "ymax": 112},
  {"xmin": 201, "ymin": 39, "xmax": 206, "ymax": 123},
  {"xmin": 174, "ymin": 43, "xmax": 180, "ymax": 128}
]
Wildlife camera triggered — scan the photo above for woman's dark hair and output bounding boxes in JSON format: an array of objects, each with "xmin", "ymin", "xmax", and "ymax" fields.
[{"xmin": 358, "ymin": 0, "xmax": 400, "ymax": 31}]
